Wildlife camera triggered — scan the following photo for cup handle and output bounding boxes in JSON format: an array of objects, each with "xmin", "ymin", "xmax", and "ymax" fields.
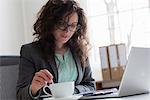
[{"xmin": 43, "ymin": 85, "xmax": 51, "ymax": 95}]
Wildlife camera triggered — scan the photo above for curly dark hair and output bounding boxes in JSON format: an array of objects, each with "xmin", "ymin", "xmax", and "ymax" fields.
[{"xmin": 33, "ymin": 0, "xmax": 90, "ymax": 67}]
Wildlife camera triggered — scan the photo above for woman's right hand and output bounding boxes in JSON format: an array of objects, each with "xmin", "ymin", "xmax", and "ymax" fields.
[{"xmin": 30, "ymin": 69, "xmax": 53, "ymax": 96}]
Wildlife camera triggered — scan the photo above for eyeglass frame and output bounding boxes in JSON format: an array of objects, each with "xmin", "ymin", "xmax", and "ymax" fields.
[{"xmin": 55, "ymin": 20, "xmax": 81, "ymax": 32}]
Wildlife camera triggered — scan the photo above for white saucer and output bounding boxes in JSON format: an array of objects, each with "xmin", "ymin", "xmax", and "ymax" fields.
[{"xmin": 43, "ymin": 94, "xmax": 82, "ymax": 100}]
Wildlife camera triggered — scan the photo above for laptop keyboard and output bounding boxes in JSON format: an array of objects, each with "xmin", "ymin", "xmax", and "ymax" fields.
[{"xmin": 80, "ymin": 88, "xmax": 118, "ymax": 97}]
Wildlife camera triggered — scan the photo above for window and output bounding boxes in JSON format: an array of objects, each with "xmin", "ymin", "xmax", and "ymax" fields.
[{"xmin": 79, "ymin": 0, "xmax": 150, "ymax": 81}]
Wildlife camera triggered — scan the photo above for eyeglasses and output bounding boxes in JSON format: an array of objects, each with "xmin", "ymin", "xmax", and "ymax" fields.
[{"xmin": 56, "ymin": 20, "xmax": 81, "ymax": 32}]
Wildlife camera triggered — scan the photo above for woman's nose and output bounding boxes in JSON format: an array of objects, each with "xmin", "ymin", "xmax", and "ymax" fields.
[{"xmin": 64, "ymin": 27, "xmax": 71, "ymax": 33}]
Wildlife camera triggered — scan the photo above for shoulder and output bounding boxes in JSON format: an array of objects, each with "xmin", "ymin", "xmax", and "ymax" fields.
[
  {"xmin": 20, "ymin": 41, "xmax": 42, "ymax": 56},
  {"xmin": 21, "ymin": 41, "xmax": 40, "ymax": 51},
  {"xmin": 21, "ymin": 41, "xmax": 39, "ymax": 49}
]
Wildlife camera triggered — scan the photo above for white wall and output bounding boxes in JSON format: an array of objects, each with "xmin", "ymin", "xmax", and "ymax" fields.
[
  {"xmin": 0, "ymin": 0, "xmax": 24, "ymax": 55},
  {"xmin": 0, "ymin": 0, "xmax": 48, "ymax": 55},
  {"xmin": 22, "ymin": 0, "xmax": 48, "ymax": 43}
]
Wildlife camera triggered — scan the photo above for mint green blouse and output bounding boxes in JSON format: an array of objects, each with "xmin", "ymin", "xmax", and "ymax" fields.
[{"xmin": 54, "ymin": 49, "xmax": 78, "ymax": 83}]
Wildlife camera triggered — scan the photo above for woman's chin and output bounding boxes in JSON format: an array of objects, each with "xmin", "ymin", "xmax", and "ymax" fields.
[
  {"xmin": 60, "ymin": 38, "xmax": 69, "ymax": 43},
  {"xmin": 57, "ymin": 40, "xmax": 67, "ymax": 44}
]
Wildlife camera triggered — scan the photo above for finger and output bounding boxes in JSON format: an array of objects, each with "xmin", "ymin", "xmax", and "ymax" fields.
[
  {"xmin": 42, "ymin": 69, "xmax": 54, "ymax": 83},
  {"xmin": 34, "ymin": 75, "xmax": 47, "ymax": 85},
  {"xmin": 41, "ymin": 69, "xmax": 53, "ymax": 79},
  {"xmin": 33, "ymin": 79, "xmax": 45, "ymax": 86},
  {"xmin": 35, "ymin": 71, "xmax": 51, "ymax": 82}
]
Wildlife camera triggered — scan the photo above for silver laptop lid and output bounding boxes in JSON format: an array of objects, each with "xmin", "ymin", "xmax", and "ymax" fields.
[{"xmin": 118, "ymin": 47, "xmax": 150, "ymax": 96}]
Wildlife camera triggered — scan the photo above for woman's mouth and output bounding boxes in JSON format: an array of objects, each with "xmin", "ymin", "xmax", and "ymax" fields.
[{"xmin": 61, "ymin": 35, "xmax": 68, "ymax": 38}]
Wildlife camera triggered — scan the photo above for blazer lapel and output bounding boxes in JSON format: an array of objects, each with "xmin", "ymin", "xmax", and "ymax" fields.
[
  {"xmin": 70, "ymin": 49, "xmax": 83, "ymax": 85},
  {"xmin": 47, "ymin": 57, "xmax": 58, "ymax": 83}
]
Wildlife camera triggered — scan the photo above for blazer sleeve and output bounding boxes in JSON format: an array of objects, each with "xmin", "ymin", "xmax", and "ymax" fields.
[
  {"xmin": 17, "ymin": 45, "xmax": 41, "ymax": 100},
  {"xmin": 75, "ymin": 60, "xmax": 96, "ymax": 93}
]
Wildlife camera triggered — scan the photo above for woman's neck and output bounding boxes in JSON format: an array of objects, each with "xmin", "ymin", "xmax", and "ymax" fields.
[{"xmin": 55, "ymin": 43, "xmax": 67, "ymax": 56}]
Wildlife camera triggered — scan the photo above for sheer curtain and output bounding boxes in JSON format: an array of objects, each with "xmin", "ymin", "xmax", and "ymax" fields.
[{"xmin": 78, "ymin": 0, "xmax": 150, "ymax": 81}]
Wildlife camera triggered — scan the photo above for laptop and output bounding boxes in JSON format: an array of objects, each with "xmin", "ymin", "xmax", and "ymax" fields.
[{"xmin": 80, "ymin": 47, "xmax": 150, "ymax": 99}]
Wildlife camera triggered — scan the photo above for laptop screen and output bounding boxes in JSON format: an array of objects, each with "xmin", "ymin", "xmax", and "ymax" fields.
[{"xmin": 118, "ymin": 47, "xmax": 150, "ymax": 96}]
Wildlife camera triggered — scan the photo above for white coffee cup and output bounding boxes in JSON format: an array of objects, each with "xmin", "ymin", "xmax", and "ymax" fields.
[{"xmin": 43, "ymin": 81, "xmax": 74, "ymax": 98}]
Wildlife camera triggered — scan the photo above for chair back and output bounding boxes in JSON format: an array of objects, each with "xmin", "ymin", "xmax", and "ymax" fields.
[{"xmin": 0, "ymin": 56, "xmax": 19, "ymax": 100}]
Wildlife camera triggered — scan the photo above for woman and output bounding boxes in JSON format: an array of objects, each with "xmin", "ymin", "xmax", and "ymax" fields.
[{"xmin": 17, "ymin": 0, "xmax": 96, "ymax": 100}]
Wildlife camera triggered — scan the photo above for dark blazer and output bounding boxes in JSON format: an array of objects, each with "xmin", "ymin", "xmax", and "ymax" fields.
[{"xmin": 17, "ymin": 42, "xmax": 96, "ymax": 100}]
